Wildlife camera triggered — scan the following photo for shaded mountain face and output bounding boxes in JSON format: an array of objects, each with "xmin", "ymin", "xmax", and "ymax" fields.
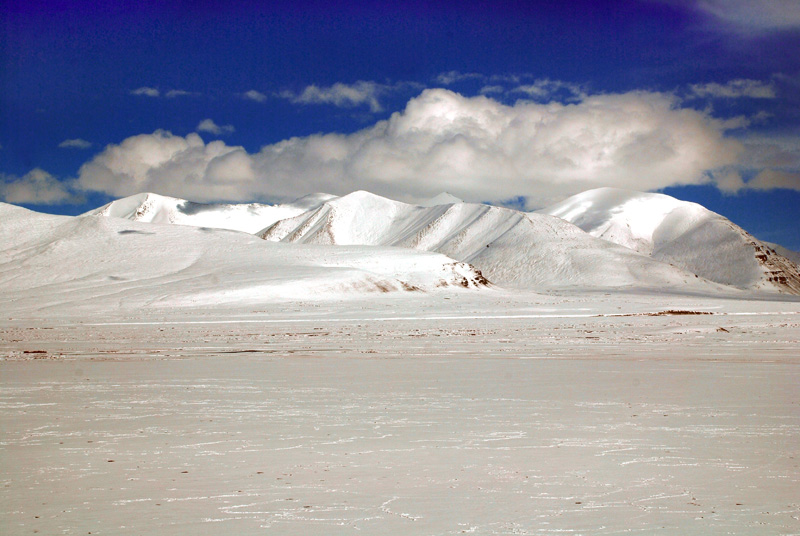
[
  {"xmin": 257, "ymin": 191, "xmax": 726, "ymax": 293},
  {"xmin": 539, "ymin": 188, "xmax": 800, "ymax": 294},
  {"xmin": 84, "ymin": 192, "xmax": 337, "ymax": 234}
]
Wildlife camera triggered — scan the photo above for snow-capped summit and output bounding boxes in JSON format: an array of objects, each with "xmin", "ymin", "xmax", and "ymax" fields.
[
  {"xmin": 85, "ymin": 192, "xmax": 337, "ymax": 234},
  {"xmin": 540, "ymin": 187, "xmax": 800, "ymax": 294},
  {"xmin": 258, "ymin": 190, "xmax": 725, "ymax": 292}
]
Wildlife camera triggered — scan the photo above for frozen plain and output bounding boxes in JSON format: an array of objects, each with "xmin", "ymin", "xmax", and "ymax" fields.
[{"xmin": 2, "ymin": 290, "xmax": 800, "ymax": 536}]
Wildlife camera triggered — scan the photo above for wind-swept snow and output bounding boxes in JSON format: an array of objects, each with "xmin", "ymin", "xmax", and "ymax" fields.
[
  {"xmin": 85, "ymin": 192, "xmax": 337, "ymax": 233},
  {"xmin": 0, "ymin": 202, "xmax": 487, "ymax": 316},
  {"xmin": 259, "ymin": 190, "xmax": 725, "ymax": 292},
  {"xmin": 541, "ymin": 187, "xmax": 800, "ymax": 294}
]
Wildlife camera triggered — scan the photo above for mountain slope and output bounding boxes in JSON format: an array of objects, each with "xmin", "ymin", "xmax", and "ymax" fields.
[
  {"xmin": 258, "ymin": 191, "xmax": 724, "ymax": 292},
  {"xmin": 540, "ymin": 188, "xmax": 800, "ymax": 294},
  {"xmin": 85, "ymin": 192, "xmax": 336, "ymax": 233},
  {"xmin": 0, "ymin": 203, "xmax": 488, "ymax": 316}
]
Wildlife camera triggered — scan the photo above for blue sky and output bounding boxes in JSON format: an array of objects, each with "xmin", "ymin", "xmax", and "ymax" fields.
[{"xmin": 2, "ymin": 0, "xmax": 799, "ymax": 248}]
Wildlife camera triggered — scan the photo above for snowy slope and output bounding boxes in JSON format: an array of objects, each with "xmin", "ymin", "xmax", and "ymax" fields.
[
  {"xmin": 258, "ymin": 191, "xmax": 724, "ymax": 292},
  {"xmin": 85, "ymin": 192, "xmax": 337, "ymax": 233},
  {"xmin": 0, "ymin": 203, "xmax": 488, "ymax": 315},
  {"xmin": 540, "ymin": 188, "xmax": 800, "ymax": 294}
]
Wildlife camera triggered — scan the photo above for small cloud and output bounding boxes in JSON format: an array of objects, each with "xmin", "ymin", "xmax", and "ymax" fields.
[
  {"xmin": 289, "ymin": 81, "xmax": 385, "ymax": 112},
  {"xmin": 0, "ymin": 168, "xmax": 80, "ymax": 205},
  {"xmin": 690, "ymin": 79, "xmax": 776, "ymax": 99},
  {"xmin": 479, "ymin": 85, "xmax": 505, "ymax": 95},
  {"xmin": 165, "ymin": 89, "xmax": 194, "ymax": 98},
  {"xmin": 131, "ymin": 87, "xmax": 160, "ymax": 97},
  {"xmin": 197, "ymin": 119, "xmax": 235, "ymax": 135},
  {"xmin": 58, "ymin": 138, "xmax": 92, "ymax": 149},
  {"xmin": 510, "ymin": 79, "xmax": 586, "ymax": 101},
  {"xmin": 434, "ymin": 71, "xmax": 485, "ymax": 85},
  {"xmin": 280, "ymin": 80, "xmax": 422, "ymax": 114},
  {"xmin": 242, "ymin": 90, "xmax": 267, "ymax": 102}
]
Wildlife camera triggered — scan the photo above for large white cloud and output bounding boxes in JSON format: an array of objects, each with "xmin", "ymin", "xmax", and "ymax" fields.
[{"xmin": 75, "ymin": 89, "xmax": 745, "ymax": 207}]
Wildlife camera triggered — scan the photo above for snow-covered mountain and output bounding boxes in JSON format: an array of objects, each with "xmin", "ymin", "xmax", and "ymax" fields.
[
  {"xmin": 540, "ymin": 188, "xmax": 800, "ymax": 294},
  {"xmin": 0, "ymin": 202, "xmax": 488, "ymax": 315},
  {"xmin": 257, "ymin": 191, "xmax": 725, "ymax": 292},
  {"xmin": 84, "ymin": 192, "xmax": 336, "ymax": 233}
]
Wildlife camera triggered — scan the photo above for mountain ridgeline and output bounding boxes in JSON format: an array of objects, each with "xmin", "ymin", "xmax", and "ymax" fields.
[{"xmin": 80, "ymin": 188, "xmax": 800, "ymax": 295}]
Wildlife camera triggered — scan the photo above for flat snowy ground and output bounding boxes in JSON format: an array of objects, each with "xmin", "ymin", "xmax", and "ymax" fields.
[{"xmin": 2, "ymin": 291, "xmax": 799, "ymax": 535}]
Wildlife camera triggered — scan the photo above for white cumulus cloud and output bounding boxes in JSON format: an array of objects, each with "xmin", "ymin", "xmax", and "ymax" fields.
[
  {"xmin": 1, "ymin": 168, "xmax": 80, "ymax": 205},
  {"xmin": 58, "ymin": 138, "xmax": 92, "ymax": 149},
  {"xmin": 73, "ymin": 89, "xmax": 746, "ymax": 207},
  {"xmin": 196, "ymin": 119, "xmax": 235, "ymax": 136}
]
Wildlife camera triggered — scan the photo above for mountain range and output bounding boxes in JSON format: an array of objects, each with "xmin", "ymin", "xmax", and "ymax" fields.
[{"xmin": 2, "ymin": 187, "xmax": 799, "ymax": 319}]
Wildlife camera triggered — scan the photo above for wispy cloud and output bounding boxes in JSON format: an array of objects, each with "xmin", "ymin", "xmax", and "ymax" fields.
[
  {"xmin": 690, "ymin": 79, "xmax": 776, "ymax": 99},
  {"xmin": 286, "ymin": 81, "xmax": 385, "ymax": 112},
  {"xmin": 479, "ymin": 85, "xmax": 505, "ymax": 95},
  {"xmin": 510, "ymin": 79, "xmax": 586, "ymax": 101},
  {"xmin": 0, "ymin": 168, "xmax": 80, "ymax": 205},
  {"xmin": 165, "ymin": 89, "xmax": 195, "ymax": 98},
  {"xmin": 73, "ymin": 89, "xmax": 746, "ymax": 207},
  {"xmin": 58, "ymin": 138, "xmax": 92, "ymax": 149},
  {"xmin": 242, "ymin": 90, "xmax": 267, "ymax": 102},
  {"xmin": 279, "ymin": 80, "xmax": 420, "ymax": 113},
  {"xmin": 131, "ymin": 87, "xmax": 197, "ymax": 98},
  {"xmin": 197, "ymin": 119, "xmax": 235, "ymax": 136},
  {"xmin": 693, "ymin": 0, "xmax": 800, "ymax": 33},
  {"xmin": 130, "ymin": 87, "xmax": 160, "ymax": 97},
  {"xmin": 434, "ymin": 71, "xmax": 485, "ymax": 85}
]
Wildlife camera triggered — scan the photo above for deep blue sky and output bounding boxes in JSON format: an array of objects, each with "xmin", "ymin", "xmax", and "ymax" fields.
[{"xmin": 2, "ymin": 0, "xmax": 799, "ymax": 248}]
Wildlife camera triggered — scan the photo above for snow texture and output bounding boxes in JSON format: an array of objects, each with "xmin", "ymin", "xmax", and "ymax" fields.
[{"xmin": 85, "ymin": 192, "xmax": 337, "ymax": 233}]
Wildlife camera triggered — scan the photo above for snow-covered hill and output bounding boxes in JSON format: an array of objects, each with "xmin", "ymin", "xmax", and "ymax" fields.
[
  {"xmin": 540, "ymin": 188, "xmax": 800, "ymax": 294},
  {"xmin": 0, "ymin": 203, "xmax": 488, "ymax": 315},
  {"xmin": 84, "ymin": 192, "xmax": 336, "ymax": 233},
  {"xmin": 258, "ymin": 190, "xmax": 724, "ymax": 292}
]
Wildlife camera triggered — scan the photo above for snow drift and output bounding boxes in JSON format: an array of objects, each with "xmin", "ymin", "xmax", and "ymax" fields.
[{"xmin": 541, "ymin": 188, "xmax": 800, "ymax": 294}]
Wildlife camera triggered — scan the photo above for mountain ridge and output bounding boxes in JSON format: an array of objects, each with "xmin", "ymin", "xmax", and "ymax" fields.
[{"xmin": 539, "ymin": 187, "xmax": 800, "ymax": 294}]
